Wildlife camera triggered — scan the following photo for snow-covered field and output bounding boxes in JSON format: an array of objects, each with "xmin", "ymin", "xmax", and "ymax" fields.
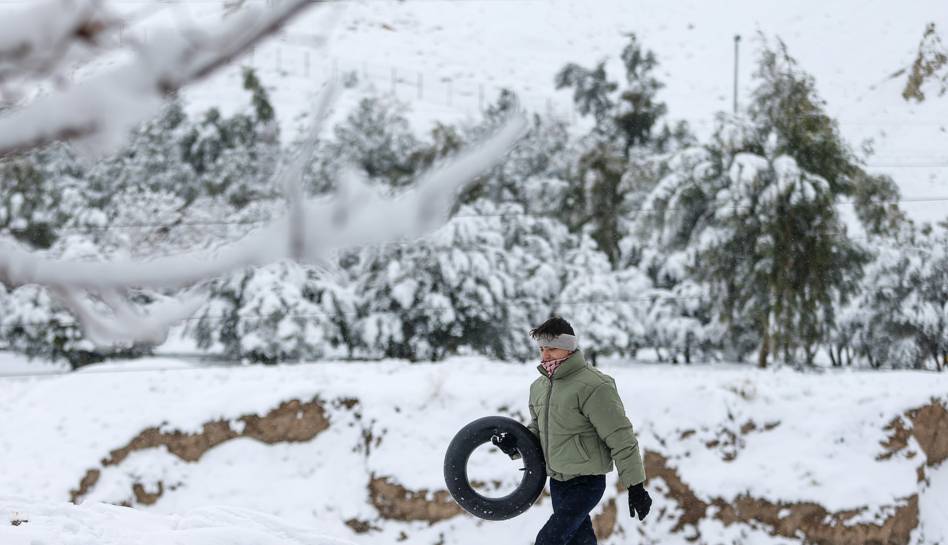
[
  {"xmin": 0, "ymin": 497, "xmax": 355, "ymax": 545},
  {"xmin": 2, "ymin": 353, "xmax": 946, "ymax": 544}
]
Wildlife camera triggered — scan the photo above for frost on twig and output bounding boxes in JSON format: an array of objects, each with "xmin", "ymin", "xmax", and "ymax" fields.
[
  {"xmin": 0, "ymin": 0, "xmax": 117, "ymax": 90},
  {"xmin": 0, "ymin": 0, "xmax": 316, "ymax": 158}
]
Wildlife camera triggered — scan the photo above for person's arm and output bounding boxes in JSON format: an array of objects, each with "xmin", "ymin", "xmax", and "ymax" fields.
[{"xmin": 582, "ymin": 380, "xmax": 646, "ymax": 488}]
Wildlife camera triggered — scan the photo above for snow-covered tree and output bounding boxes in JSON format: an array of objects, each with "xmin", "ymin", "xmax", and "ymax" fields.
[
  {"xmin": 558, "ymin": 233, "xmax": 652, "ymax": 362},
  {"xmin": 179, "ymin": 68, "xmax": 281, "ymax": 208},
  {"xmin": 319, "ymin": 95, "xmax": 422, "ymax": 191},
  {"xmin": 701, "ymin": 142, "xmax": 866, "ymax": 368},
  {"xmin": 458, "ymin": 91, "xmax": 576, "ymax": 209},
  {"xmin": 749, "ymin": 36, "xmax": 906, "ymax": 237},
  {"xmin": 834, "ymin": 230, "xmax": 948, "ymax": 370},
  {"xmin": 188, "ymin": 260, "xmax": 355, "ymax": 364},
  {"xmin": 0, "ymin": 144, "xmax": 87, "ymax": 250},
  {"xmin": 352, "ymin": 202, "xmax": 525, "ymax": 361},
  {"xmin": 555, "ymin": 34, "xmax": 693, "ymax": 266},
  {"xmin": 0, "ymin": 235, "xmax": 149, "ymax": 367}
]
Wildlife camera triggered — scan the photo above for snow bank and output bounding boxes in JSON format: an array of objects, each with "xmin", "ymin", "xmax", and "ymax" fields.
[
  {"xmin": 2, "ymin": 353, "xmax": 947, "ymax": 544},
  {"xmin": 0, "ymin": 496, "xmax": 354, "ymax": 545}
]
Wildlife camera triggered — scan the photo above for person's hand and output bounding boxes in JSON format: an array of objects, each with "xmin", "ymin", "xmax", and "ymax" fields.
[
  {"xmin": 628, "ymin": 482, "xmax": 652, "ymax": 521},
  {"xmin": 490, "ymin": 432, "xmax": 521, "ymax": 460}
]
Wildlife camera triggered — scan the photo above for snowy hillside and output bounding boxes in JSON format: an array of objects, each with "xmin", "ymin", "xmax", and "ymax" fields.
[
  {"xmin": 6, "ymin": 0, "xmax": 943, "ymax": 223},
  {"xmin": 158, "ymin": 0, "xmax": 948, "ymax": 225},
  {"xmin": 2, "ymin": 354, "xmax": 947, "ymax": 544}
]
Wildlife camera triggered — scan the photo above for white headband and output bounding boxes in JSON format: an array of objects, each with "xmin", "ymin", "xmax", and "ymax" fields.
[{"xmin": 535, "ymin": 333, "xmax": 578, "ymax": 351}]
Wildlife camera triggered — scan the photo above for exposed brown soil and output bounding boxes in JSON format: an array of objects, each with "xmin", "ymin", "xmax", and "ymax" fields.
[
  {"xmin": 644, "ymin": 451, "xmax": 708, "ymax": 531},
  {"xmin": 878, "ymin": 417, "xmax": 912, "ymax": 461},
  {"xmin": 63, "ymin": 395, "xmax": 940, "ymax": 545},
  {"xmin": 592, "ymin": 497, "xmax": 617, "ymax": 540},
  {"xmin": 70, "ymin": 398, "xmax": 331, "ymax": 504},
  {"xmin": 345, "ymin": 518, "xmax": 382, "ymax": 534},
  {"xmin": 131, "ymin": 481, "xmax": 164, "ymax": 506},
  {"xmin": 878, "ymin": 399, "xmax": 948, "ymax": 467},
  {"xmin": 368, "ymin": 475, "xmax": 463, "ymax": 522},
  {"xmin": 905, "ymin": 400, "xmax": 948, "ymax": 466},
  {"xmin": 713, "ymin": 495, "xmax": 918, "ymax": 545},
  {"xmin": 692, "ymin": 419, "xmax": 782, "ymax": 463}
]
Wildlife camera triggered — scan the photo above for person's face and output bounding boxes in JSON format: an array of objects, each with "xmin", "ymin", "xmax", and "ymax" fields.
[{"xmin": 540, "ymin": 346, "xmax": 571, "ymax": 362}]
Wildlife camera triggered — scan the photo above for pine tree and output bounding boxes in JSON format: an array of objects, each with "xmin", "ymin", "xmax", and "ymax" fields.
[
  {"xmin": 556, "ymin": 34, "xmax": 688, "ymax": 266},
  {"xmin": 179, "ymin": 68, "xmax": 280, "ymax": 208},
  {"xmin": 749, "ymin": 37, "xmax": 906, "ymax": 237},
  {"xmin": 352, "ymin": 201, "xmax": 526, "ymax": 361},
  {"xmin": 635, "ymin": 40, "xmax": 883, "ymax": 368},
  {"xmin": 836, "ymin": 229, "xmax": 948, "ymax": 370},
  {"xmin": 0, "ymin": 144, "xmax": 86, "ymax": 249},
  {"xmin": 187, "ymin": 260, "xmax": 354, "ymax": 364},
  {"xmin": 328, "ymin": 96, "xmax": 422, "ymax": 190}
]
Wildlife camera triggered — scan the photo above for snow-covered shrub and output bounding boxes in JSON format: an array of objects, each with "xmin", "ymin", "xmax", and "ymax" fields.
[
  {"xmin": 834, "ymin": 232, "xmax": 948, "ymax": 370},
  {"xmin": 0, "ymin": 285, "xmax": 99, "ymax": 368},
  {"xmin": 0, "ymin": 235, "xmax": 151, "ymax": 368},
  {"xmin": 188, "ymin": 261, "xmax": 355, "ymax": 364},
  {"xmin": 558, "ymin": 232, "xmax": 652, "ymax": 361},
  {"xmin": 0, "ymin": 144, "xmax": 88, "ymax": 250},
  {"xmin": 353, "ymin": 204, "xmax": 526, "ymax": 361}
]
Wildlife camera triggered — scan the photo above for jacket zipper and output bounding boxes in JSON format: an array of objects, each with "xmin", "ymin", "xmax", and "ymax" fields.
[{"xmin": 544, "ymin": 375, "xmax": 553, "ymax": 472}]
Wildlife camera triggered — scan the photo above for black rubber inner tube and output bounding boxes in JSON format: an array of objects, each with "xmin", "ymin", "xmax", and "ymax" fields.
[{"xmin": 443, "ymin": 415, "xmax": 547, "ymax": 521}]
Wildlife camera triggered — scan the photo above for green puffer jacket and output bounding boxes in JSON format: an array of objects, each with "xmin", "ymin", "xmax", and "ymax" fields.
[{"xmin": 527, "ymin": 350, "xmax": 646, "ymax": 488}]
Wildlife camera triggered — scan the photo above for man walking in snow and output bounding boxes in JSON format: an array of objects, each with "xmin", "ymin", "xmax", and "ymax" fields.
[{"xmin": 492, "ymin": 316, "xmax": 651, "ymax": 545}]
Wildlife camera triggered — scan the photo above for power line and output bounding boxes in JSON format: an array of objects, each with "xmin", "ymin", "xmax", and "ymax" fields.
[
  {"xmin": 39, "ymin": 193, "xmax": 948, "ymax": 235},
  {"xmin": 0, "ymin": 272, "xmax": 931, "ymax": 332}
]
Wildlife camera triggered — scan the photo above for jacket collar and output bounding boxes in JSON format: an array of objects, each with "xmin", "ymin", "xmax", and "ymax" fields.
[{"xmin": 536, "ymin": 350, "xmax": 586, "ymax": 380}]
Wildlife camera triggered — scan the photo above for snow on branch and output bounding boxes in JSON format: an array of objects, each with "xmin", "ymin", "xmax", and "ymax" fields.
[
  {"xmin": 0, "ymin": 0, "xmax": 117, "ymax": 89},
  {"xmin": 0, "ymin": 115, "xmax": 528, "ymax": 290},
  {"xmin": 0, "ymin": 0, "xmax": 316, "ymax": 159}
]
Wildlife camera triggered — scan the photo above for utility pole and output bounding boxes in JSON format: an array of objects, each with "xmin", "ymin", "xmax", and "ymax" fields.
[{"xmin": 733, "ymin": 34, "xmax": 741, "ymax": 114}]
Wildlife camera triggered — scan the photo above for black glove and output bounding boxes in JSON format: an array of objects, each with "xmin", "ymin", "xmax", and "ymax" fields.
[
  {"xmin": 490, "ymin": 432, "xmax": 521, "ymax": 460},
  {"xmin": 628, "ymin": 482, "xmax": 652, "ymax": 521}
]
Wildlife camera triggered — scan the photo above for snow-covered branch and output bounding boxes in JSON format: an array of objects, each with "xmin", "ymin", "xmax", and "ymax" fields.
[
  {"xmin": 0, "ymin": 0, "xmax": 316, "ymax": 159},
  {"xmin": 0, "ymin": 0, "xmax": 117, "ymax": 89},
  {"xmin": 0, "ymin": 115, "xmax": 527, "ymax": 290}
]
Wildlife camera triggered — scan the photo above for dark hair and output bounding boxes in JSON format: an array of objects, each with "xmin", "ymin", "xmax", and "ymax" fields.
[{"xmin": 529, "ymin": 316, "xmax": 574, "ymax": 339}]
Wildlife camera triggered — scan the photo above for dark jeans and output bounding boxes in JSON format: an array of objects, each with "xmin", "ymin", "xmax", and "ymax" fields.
[{"xmin": 535, "ymin": 474, "xmax": 606, "ymax": 545}]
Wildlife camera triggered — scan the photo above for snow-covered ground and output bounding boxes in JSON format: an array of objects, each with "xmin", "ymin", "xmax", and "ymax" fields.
[
  {"xmin": 0, "ymin": 497, "xmax": 355, "ymax": 545},
  {"xmin": 2, "ymin": 353, "xmax": 946, "ymax": 544}
]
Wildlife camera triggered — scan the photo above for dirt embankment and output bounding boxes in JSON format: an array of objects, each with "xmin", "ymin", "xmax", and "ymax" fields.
[
  {"xmin": 70, "ymin": 398, "xmax": 333, "ymax": 505},
  {"xmin": 69, "ymin": 397, "xmax": 947, "ymax": 545},
  {"xmin": 590, "ymin": 399, "xmax": 947, "ymax": 545},
  {"xmin": 639, "ymin": 451, "xmax": 918, "ymax": 545}
]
